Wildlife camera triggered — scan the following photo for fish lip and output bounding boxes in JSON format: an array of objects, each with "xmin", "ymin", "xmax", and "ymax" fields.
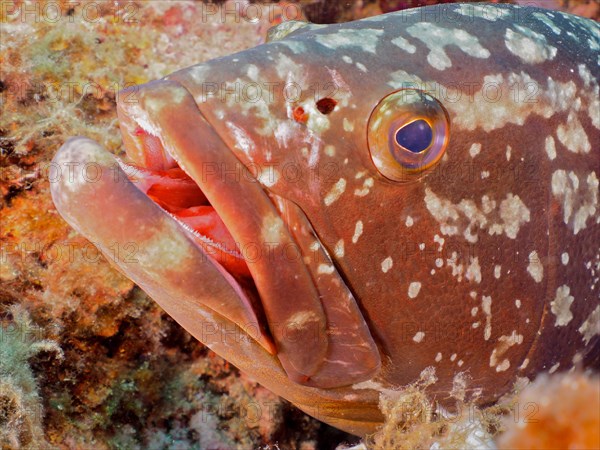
[{"xmin": 117, "ymin": 82, "xmax": 331, "ymax": 380}]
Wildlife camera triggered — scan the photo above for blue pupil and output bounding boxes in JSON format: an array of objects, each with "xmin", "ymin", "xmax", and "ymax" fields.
[{"xmin": 394, "ymin": 120, "xmax": 433, "ymax": 153}]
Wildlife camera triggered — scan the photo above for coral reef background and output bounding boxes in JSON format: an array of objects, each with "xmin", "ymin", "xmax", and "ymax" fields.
[{"xmin": 0, "ymin": 1, "xmax": 597, "ymax": 449}]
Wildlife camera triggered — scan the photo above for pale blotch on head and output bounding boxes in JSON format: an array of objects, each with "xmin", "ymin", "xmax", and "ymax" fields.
[
  {"xmin": 314, "ymin": 29, "xmax": 384, "ymax": 54},
  {"xmin": 489, "ymin": 330, "xmax": 523, "ymax": 372},
  {"xmin": 545, "ymin": 135, "xmax": 557, "ymax": 160},
  {"xmin": 381, "ymin": 256, "xmax": 393, "ymax": 273},
  {"xmin": 261, "ymin": 214, "xmax": 284, "ymax": 246},
  {"xmin": 413, "ymin": 331, "xmax": 425, "ymax": 343},
  {"xmin": 334, "ymin": 239, "xmax": 345, "ymax": 258},
  {"xmin": 408, "ymin": 281, "xmax": 422, "ymax": 299},
  {"xmin": 527, "ymin": 250, "xmax": 544, "ymax": 283},
  {"xmin": 352, "ymin": 220, "xmax": 363, "ymax": 244},
  {"xmin": 504, "ymin": 26, "xmax": 557, "ymax": 64},
  {"xmin": 579, "ymin": 306, "xmax": 600, "ymax": 345},
  {"xmin": 550, "ymin": 285, "xmax": 574, "ymax": 327},
  {"xmin": 406, "ymin": 23, "xmax": 490, "ymax": 71},
  {"xmin": 551, "ymin": 170, "xmax": 598, "ymax": 235},
  {"xmin": 324, "ymin": 178, "xmax": 347, "ymax": 206}
]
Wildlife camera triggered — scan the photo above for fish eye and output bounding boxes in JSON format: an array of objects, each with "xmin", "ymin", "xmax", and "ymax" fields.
[
  {"xmin": 367, "ymin": 89, "xmax": 449, "ymax": 181},
  {"xmin": 394, "ymin": 119, "xmax": 433, "ymax": 153}
]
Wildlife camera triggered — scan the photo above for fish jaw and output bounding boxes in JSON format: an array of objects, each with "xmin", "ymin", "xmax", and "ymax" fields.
[
  {"xmin": 49, "ymin": 137, "xmax": 275, "ymax": 355},
  {"xmin": 56, "ymin": 79, "xmax": 380, "ymax": 388},
  {"xmin": 50, "ymin": 138, "xmax": 385, "ymax": 436}
]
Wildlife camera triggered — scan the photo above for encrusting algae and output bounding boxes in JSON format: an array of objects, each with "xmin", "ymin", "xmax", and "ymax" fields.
[{"xmin": 0, "ymin": 305, "xmax": 63, "ymax": 449}]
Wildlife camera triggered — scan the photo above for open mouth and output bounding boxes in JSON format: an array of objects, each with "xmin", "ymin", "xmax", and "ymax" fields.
[
  {"xmin": 115, "ymin": 88, "xmax": 333, "ymax": 384},
  {"xmin": 122, "ymin": 129, "xmax": 253, "ymax": 284}
]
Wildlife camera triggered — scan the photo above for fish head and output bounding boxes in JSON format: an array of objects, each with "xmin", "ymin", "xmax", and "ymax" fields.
[{"xmin": 51, "ymin": 3, "xmax": 600, "ymax": 435}]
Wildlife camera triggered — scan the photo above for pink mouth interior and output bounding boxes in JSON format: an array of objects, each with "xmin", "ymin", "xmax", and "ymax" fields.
[{"xmin": 125, "ymin": 127, "xmax": 251, "ymax": 280}]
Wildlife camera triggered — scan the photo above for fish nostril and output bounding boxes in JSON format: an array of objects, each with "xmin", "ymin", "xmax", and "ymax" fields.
[
  {"xmin": 293, "ymin": 106, "xmax": 308, "ymax": 123},
  {"xmin": 316, "ymin": 97, "xmax": 337, "ymax": 115}
]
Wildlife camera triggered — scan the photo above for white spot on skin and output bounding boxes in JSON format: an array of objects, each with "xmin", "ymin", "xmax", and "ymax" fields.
[
  {"xmin": 466, "ymin": 257, "xmax": 482, "ymax": 284},
  {"xmin": 245, "ymin": 64, "xmax": 259, "ymax": 81},
  {"xmin": 407, "ymin": 23, "xmax": 490, "ymax": 71},
  {"xmin": 435, "ymin": 352, "xmax": 442, "ymax": 362},
  {"xmin": 138, "ymin": 221, "xmax": 193, "ymax": 271},
  {"xmin": 317, "ymin": 264, "xmax": 335, "ymax": 275},
  {"xmin": 352, "ymin": 220, "xmax": 363, "ymax": 244},
  {"xmin": 549, "ymin": 363, "xmax": 560, "ymax": 374},
  {"xmin": 450, "ymin": 353, "xmax": 457, "ymax": 362},
  {"xmin": 561, "ymin": 252, "xmax": 569, "ymax": 265},
  {"xmin": 578, "ymin": 64, "xmax": 600, "ymax": 130},
  {"xmin": 519, "ymin": 358, "xmax": 530, "ymax": 370},
  {"xmin": 433, "ymin": 234, "xmax": 445, "ymax": 252},
  {"xmin": 469, "ymin": 143, "xmax": 482, "ymax": 158},
  {"xmin": 435, "ymin": 257, "xmax": 444, "ymax": 268},
  {"xmin": 424, "ymin": 188, "xmax": 530, "ymax": 242},
  {"xmin": 499, "ymin": 194, "xmax": 531, "ymax": 239},
  {"xmin": 286, "ymin": 311, "xmax": 321, "ymax": 331},
  {"xmin": 356, "ymin": 62, "xmax": 367, "ymax": 72},
  {"xmin": 324, "ymin": 178, "xmax": 346, "ymax": 206},
  {"xmin": 354, "ymin": 177, "xmax": 374, "ymax": 197},
  {"xmin": 552, "ymin": 170, "xmax": 599, "ymax": 235},
  {"xmin": 302, "ymin": 101, "xmax": 331, "ymax": 136},
  {"xmin": 494, "ymin": 265, "xmax": 502, "ymax": 279},
  {"xmin": 579, "ymin": 306, "xmax": 600, "ymax": 344},
  {"xmin": 533, "ymin": 12, "xmax": 561, "ymax": 35},
  {"xmin": 545, "ymin": 135, "xmax": 556, "ymax": 160},
  {"xmin": 324, "ymin": 145, "xmax": 335, "ymax": 157},
  {"xmin": 496, "ymin": 360, "xmax": 510, "ymax": 372},
  {"xmin": 257, "ymin": 166, "xmax": 280, "ymax": 187},
  {"xmin": 226, "ymin": 122, "xmax": 256, "ymax": 159},
  {"xmin": 343, "ymin": 118, "xmax": 354, "ymax": 132},
  {"xmin": 505, "ymin": 26, "xmax": 557, "ymax": 64},
  {"xmin": 446, "ymin": 251, "xmax": 464, "ymax": 281},
  {"xmin": 391, "ymin": 35, "xmax": 416, "ymax": 54},
  {"xmin": 381, "ymin": 257, "xmax": 393, "ymax": 273},
  {"xmin": 490, "ymin": 330, "xmax": 523, "ymax": 372},
  {"xmin": 387, "ymin": 69, "xmax": 424, "ymax": 90},
  {"xmin": 557, "ymin": 111, "xmax": 591, "ymax": 154},
  {"xmin": 506, "ymin": 145, "xmax": 512, "ymax": 161},
  {"xmin": 413, "ymin": 331, "xmax": 425, "ymax": 343},
  {"xmin": 334, "ymin": 240, "xmax": 345, "ymax": 258},
  {"xmin": 527, "ymin": 251, "xmax": 544, "ymax": 283},
  {"xmin": 551, "ymin": 285, "xmax": 575, "ymax": 327},
  {"xmin": 443, "ymin": 72, "xmax": 577, "ymax": 133},
  {"xmin": 262, "ymin": 214, "xmax": 284, "ymax": 246},
  {"xmin": 515, "ymin": 299, "xmax": 522, "ymax": 309},
  {"xmin": 314, "ymin": 29, "xmax": 383, "ymax": 54},
  {"xmin": 405, "ymin": 216, "xmax": 414, "ymax": 227},
  {"xmin": 408, "ymin": 282, "xmax": 422, "ymax": 299},
  {"xmin": 482, "ymin": 295, "xmax": 492, "ymax": 341}
]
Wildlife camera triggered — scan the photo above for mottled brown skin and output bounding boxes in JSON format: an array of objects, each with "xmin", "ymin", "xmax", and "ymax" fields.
[{"xmin": 51, "ymin": 3, "xmax": 599, "ymax": 435}]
